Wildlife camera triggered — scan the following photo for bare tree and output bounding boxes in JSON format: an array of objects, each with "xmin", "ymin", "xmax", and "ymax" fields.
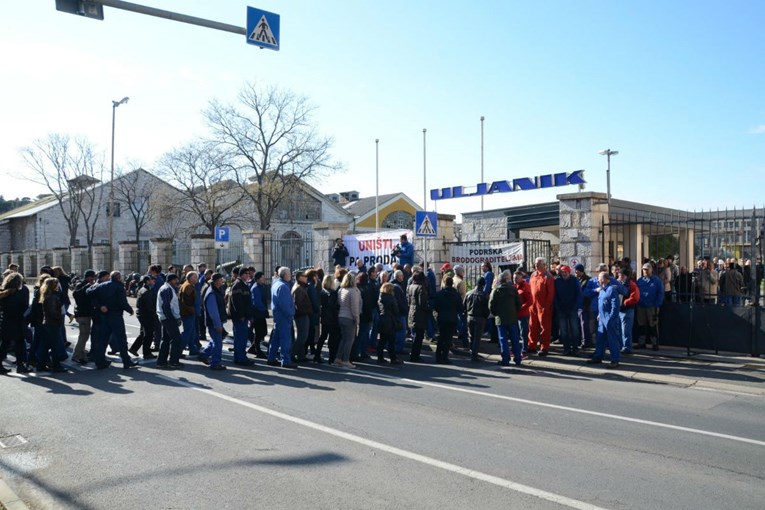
[
  {"xmin": 204, "ymin": 82, "xmax": 342, "ymax": 230},
  {"xmin": 156, "ymin": 141, "xmax": 250, "ymax": 236},
  {"xmin": 113, "ymin": 166, "xmax": 156, "ymax": 247},
  {"xmin": 20, "ymin": 134, "xmax": 104, "ymax": 248}
]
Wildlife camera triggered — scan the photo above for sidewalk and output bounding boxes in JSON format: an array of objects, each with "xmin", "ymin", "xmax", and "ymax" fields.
[{"xmin": 476, "ymin": 340, "xmax": 765, "ymax": 396}]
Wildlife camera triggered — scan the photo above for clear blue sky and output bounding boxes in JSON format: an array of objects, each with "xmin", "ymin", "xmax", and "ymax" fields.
[{"xmin": 1, "ymin": 1, "xmax": 763, "ymax": 220}]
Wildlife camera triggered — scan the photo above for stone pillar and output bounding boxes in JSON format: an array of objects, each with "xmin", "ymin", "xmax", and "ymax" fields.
[
  {"xmin": 311, "ymin": 223, "xmax": 350, "ymax": 271},
  {"xmin": 70, "ymin": 247, "xmax": 89, "ymax": 274},
  {"xmin": 118, "ymin": 241, "xmax": 139, "ymax": 274},
  {"xmin": 558, "ymin": 192, "xmax": 610, "ymax": 274},
  {"xmin": 242, "ymin": 230, "xmax": 273, "ymax": 273},
  {"xmin": 191, "ymin": 235, "xmax": 215, "ymax": 267},
  {"xmin": 679, "ymin": 228, "xmax": 695, "ymax": 269},
  {"xmin": 150, "ymin": 238, "xmax": 173, "ymax": 269},
  {"xmin": 23, "ymin": 251, "xmax": 37, "ymax": 277},
  {"xmin": 52, "ymin": 248, "xmax": 70, "ymax": 271},
  {"xmin": 0, "ymin": 253, "xmax": 9, "ymax": 271},
  {"xmin": 92, "ymin": 244, "xmax": 111, "ymax": 271},
  {"xmin": 431, "ymin": 214, "xmax": 456, "ymax": 269}
]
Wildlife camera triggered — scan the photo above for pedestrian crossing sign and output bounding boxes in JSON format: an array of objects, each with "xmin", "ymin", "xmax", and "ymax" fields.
[
  {"xmin": 246, "ymin": 7, "xmax": 280, "ymax": 51},
  {"xmin": 415, "ymin": 211, "xmax": 438, "ymax": 237}
]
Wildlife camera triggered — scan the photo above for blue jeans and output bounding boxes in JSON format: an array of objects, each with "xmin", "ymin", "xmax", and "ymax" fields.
[
  {"xmin": 201, "ymin": 325, "xmax": 224, "ymax": 367},
  {"xmin": 232, "ymin": 319, "xmax": 250, "ymax": 362},
  {"xmin": 457, "ymin": 311, "xmax": 468, "ymax": 347},
  {"xmin": 558, "ymin": 309, "xmax": 580, "ymax": 353},
  {"xmin": 369, "ymin": 309, "xmax": 380, "ymax": 349},
  {"xmin": 181, "ymin": 315, "xmax": 198, "ymax": 354},
  {"xmin": 619, "ymin": 308, "xmax": 635, "ymax": 351},
  {"xmin": 268, "ymin": 319, "xmax": 293, "ymax": 364},
  {"xmin": 356, "ymin": 320, "xmax": 371, "ymax": 357},
  {"xmin": 395, "ymin": 315, "xmax": 407, "ymax": 353},
  {"xmin": 517, "ymin": 316, "xmax": 529, "ymax": 352},
  {"xmin": 594, "ymin": 318, "xmax": 621, "ymax": 362},
  {"xmin": 496, "ymin": 323, "xmax": 522, "ymax": 364}
]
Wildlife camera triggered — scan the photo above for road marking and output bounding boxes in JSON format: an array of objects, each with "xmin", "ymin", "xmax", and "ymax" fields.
[
  {"xmin": 157, "ymin": 374, "xmax": 608, "ymax": 510},
  {"xmin": 348, "ymin": 368, "xmax": 765, "ymax": 448}
]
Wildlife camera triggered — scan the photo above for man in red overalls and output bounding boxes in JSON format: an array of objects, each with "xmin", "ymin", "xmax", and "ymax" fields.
[{"xmin": 528, "ymin": 257, "xmax": 556, "ymax": 356}]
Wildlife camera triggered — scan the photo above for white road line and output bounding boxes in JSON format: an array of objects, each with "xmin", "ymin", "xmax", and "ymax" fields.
[
  {"xmin": 347, "ymin": 368, "xmax": 765, "ymax": 448},
  {"xmin": 156, "ymin": 374, "xmax": 609, "ymax": 510}
]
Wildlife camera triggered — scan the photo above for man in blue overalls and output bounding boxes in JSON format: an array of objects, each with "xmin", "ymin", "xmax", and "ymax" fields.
[{"xmin": 587, "ymin": 271, "xmax": 627, "ymax": 368}]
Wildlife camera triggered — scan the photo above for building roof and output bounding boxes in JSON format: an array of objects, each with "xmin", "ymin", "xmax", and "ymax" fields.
[
  {"xmin": 343, "ymin": 193, "xmax": 401, "ymax": 218},
  {"xmin": 0, "ymin": 194, "xmax": 58, "ymax": 221}
]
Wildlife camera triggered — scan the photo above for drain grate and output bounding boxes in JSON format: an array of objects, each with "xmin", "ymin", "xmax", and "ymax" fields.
[{"xmin": 0, "ymin": 435, "xmax": 28, "ymax": 448}]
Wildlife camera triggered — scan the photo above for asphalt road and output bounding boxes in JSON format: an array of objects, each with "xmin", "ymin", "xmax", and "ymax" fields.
[{"xmin": 1, "ymin": 318, "xmax": 763, "ymax": 510}]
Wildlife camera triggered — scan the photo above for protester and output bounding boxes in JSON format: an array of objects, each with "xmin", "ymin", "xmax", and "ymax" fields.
[
  {"xmin": 554, "ymin": 265, "xmax": 582, "ymax": 356},
  {"xmin": 433, "ymin": 276, "xmax": 461, "ymax": 364},
  {"xmin": 618, "ymin": 268, "xmax": 640, "ymax": 354},
  {"xmin": 156, "ymin": 273, "xmax": 184, "ymax": 369},
  {"xmin": 377, "ymin": 282, "xmax": 402, "ymax": 364},
  {"xmin": 528, "ymin": 257, "xmax": 556, "ymax": 356},
  {"xmin": 488, "ymin": 270, "xmax": 523, "ymax": 366},
  {"xmin": 587, "ymin": 272, "xmax": 628, "ymax": 368},
  {"xmin": 268, "ymin": 267, "xmax": 297, "ymax": 369},
  {"xmin": 129, "ymin": 275, "xmax": 157, "ymax": 359},
  {"xmin": 337, "ymin": 272, "xmax": 361, "ymax": 368},
  {"xmin": 199, "ymin": 273, "xmax": 228, "ymax": 371},
  {"xmin": 464, "ymin": 276, "xmax": 490, "ymax": 362},
  {"xmin": 0, "ymin": 272, "xmax": 30, "ymax": 374}
]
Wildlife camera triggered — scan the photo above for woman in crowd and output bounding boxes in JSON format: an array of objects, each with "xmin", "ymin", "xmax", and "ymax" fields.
[
  {"xmin": 377, "ymin": 282, "xmax": 402, "ymax": 365},
  {"xmin": 336, "ymin": 272, "xmax": 361, "ymax": 368},
  {"xmin": 0, "ymin": 272, "xmax": 30, "ymax": 374},
  {"xmin": 318, "ymin": 274, "xmax": 340, "ymax": 364},
  {"xmin": 407, "ymin": 271, "xmax": 429, "ymax": 362},
  {"xmin": 38, "ymin": 277, "xmax": 68, "ymax": 373}
]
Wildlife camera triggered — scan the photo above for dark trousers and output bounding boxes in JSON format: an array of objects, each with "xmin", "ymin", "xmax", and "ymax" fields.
[
  {"xmin": 437, "ymin": 322, "xmax": 455, "ymax": 361},
  {"xmin": 468, "ymin": 318, "xmax": 486, "ymax": 359},
  {"xmin": 130, "ymin": 317, "xmax": 156, "ymax": 356},
  {"xmin": 0, "ymin": 327, "xmax": 27, "ymax": 364},
  {"xmin": 410, "ymin": 327, "xmax": 425, "ymax": 361},
  {"xmin": 159, "ymin": 318, "xmax": 183, "ymax": 365},
  {"xmin": 377, "ymin": 332, "xmax": 397, "ymax": 361},
  {"xmin": 97, "ymin": 315, "xmax": 131, "ymax": 367},
  {"xmin": 320, "ymin": 323, "xmax": 340, "ymax": 362}
]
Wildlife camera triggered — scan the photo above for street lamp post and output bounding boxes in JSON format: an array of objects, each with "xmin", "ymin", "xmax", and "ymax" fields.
[
  {"xmin": 422, "ymin": 128, "xmax": 428, "ymax": 271},
  {"xmin": 598, "ymin": 148, "xmax": 618, "ymax": 208},
  {"xmin": 480, "ymin": 116, "xmax": 485, "ymax": 212},
  {"xmin": 109, "ymin": 96, "xmax": 129, "ymax": 269}
]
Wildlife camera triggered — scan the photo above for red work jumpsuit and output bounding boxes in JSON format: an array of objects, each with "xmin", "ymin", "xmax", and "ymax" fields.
[{"xmin": 528, "ymin": 270, "xmax": 555, "ymax": 352}]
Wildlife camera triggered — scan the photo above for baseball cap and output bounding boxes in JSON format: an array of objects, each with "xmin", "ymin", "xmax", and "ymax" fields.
[
  {"xmin": 559, "ymin": 265, "xmax": 572, "ymax": 273},
  {"xmin": 574, "ymin": 264, "xmax": 585, "ymax": 272},
  {"xmin": 642, "ymin": 263, "xmax": 652, "ymax": 270}
]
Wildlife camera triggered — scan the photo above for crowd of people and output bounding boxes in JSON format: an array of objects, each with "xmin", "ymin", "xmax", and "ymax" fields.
[{"xmin": 0, "ymin": 240, "xmax": 755, "ymax": 375}]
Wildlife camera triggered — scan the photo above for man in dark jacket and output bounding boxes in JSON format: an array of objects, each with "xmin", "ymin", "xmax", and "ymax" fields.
[
  {"xmin": 291, "ymin": 271, "xmax": 312, "ymax": 363},
  {"xmin": 199, "ymin": 273, "xmax": 228, "ymax": 370},
  {"xmin": 87, "ymin": 271, "xmax": 138, "ymax": 370},
  {"xmin": 554, "ymin": 265, "xmax": 583, "ymax": 356},
  {"xmin": 433, "ymin": 276, "xmax": 461, "ymax": 364},
  {"xmin": 71, "ymin": 269, "xmax": 96, "ymax": 364},
  {"xmin": 489, "ymin": 270, "xmax": 523, "ymax": 366},
  {"xmin": 129, "ymin": 275, "xmax": 157, "ymax": 359},
  {"xmin": 464, "ymin": 276, "xmax": 490, "ymax": 361},
  {"xmin": 406, "ymin": 271, "xmax": 429, "ymax": 363},
  {"xmin": 156, "ymin": 273, "xmax": 183, "ymax": 369},
  {"xmin": 227, "ymin": 266, "xmax": 255, "ymax": 366},
  {"xmin": 331, "ymin": 238, "xmax": 349, "ymax": 267},
  {"xmin": 248, "ymin": 271, "xmax": 269, "ymax": 358},
  {"xmin": 392, "ymin": 270, "xmax": 409, "ymax": 353}
]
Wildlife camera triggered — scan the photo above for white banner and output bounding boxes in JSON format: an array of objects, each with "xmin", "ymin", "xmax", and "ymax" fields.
[
  {"xmin": 449, "ymin": 242, "xmax": 524, "ymax": 267},
  {"xmin": 343, "ymin": 229, "xmax": 413, "ymax": 271}
]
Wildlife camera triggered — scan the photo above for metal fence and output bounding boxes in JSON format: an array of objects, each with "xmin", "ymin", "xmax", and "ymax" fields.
[
  {"xmin": 602, "ymin": 206, "xmax": 765, "ymax": 356},
  {"xmin": 263, "ymin": 235, "xmax": 314, "ymax": 273}
]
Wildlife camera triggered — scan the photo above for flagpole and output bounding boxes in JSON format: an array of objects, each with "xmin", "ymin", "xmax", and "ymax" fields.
[
  {"xmin": 375, "ymin": 138, "xmax": 379, "ymax": 234},
  {"xmin": 423, "ymin": 128, "xmax": 428, "ymax": 272},
  {"xmin": 480, "ymin": 115, "xmax": 485, "ymax": 212}
]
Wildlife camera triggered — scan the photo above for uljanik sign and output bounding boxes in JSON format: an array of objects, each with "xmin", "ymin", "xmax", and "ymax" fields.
[{"xmin": 430, "ymin": 170, "xmax": 585, "ymax": 200}]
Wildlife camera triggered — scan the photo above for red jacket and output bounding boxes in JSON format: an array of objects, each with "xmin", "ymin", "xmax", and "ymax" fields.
[
  {"xmin": 530, "ymin": 271, "xmax": 555, "ymax": 310},
  {"xmin": 622, "ymin": 279, "xmax": 641, "ymax": 308},
  {"xmin": 514, "ymin": 280, "xmax": 533, "ymax": 318}
]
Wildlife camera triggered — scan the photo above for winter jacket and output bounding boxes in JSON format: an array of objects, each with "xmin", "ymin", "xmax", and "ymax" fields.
[
  {"xmin": 228, "ymin": 278, "xmax": 253, "ymax": 320},
  {"xmin": 637, "ymin": 274, "xmax": 663, "ymax": 308},
  {"xmin": 622, "ymin": 279, "xmax": 641, "ymax": 309},
  {"xmin": 488, "ymin": 282, "xmax": 522, "ymax": 326},
  {"xmin": 393, "ymin": 281, "xmax": 408, "ymax": 317},
  {"xmin": 136, "ymin": 285, "xmax": 156, "ymax": 321},
  {"xmin": 204, "ymin": 284, "xmax": 227, "ymax": 330},
  {"xmin": 320, "ymin": 288, "xmax": 339, "ymax": 326},
  {"xmin": 331, "ymin": 245, "xmax": 350, "ymax": 267},
  {"xmin": 720, "ymin": 269, "xmax": 744, "ymax": 297},
  {"xmin": 157, "ymin": 282, "xmax": 180, "ymax": 321},
  {"xmin": 514, "ymin": 279, "xmax": 532, "ymax": 318},
  {"xmin": 72, "ymin": 280, "xmax": 94, "ymax": 318},
  {"xmin": 178, "ymin": 281, "xmax": 197, "ymax": 318},
  {"xmin": 453, "ymin": 275, "xmax": 467, "ymax": 300},
  {"xmin": 434, "ymin": 287, "xmax": 461, "ymax": 324},
  {"xmin": 338, "ymin": 287, "xmax": 361, "ymax": 323},
  {"xmin": 251, "ymin": 283, "xmax": 269, "ymax": 319},
  {"xmin": 292, "ymin": 282, "xmax": 312, "ymax": 317},
  {"xmin": 42, "ymin": 294, "xmax": 64, "ymax": 327},
  {"xmin": 407, "ymin": 282, "xmax": 429, "ymax": 330},
  {"xmin": 0, "ymin": 286, "xmax": 29, "ymax": 340},
  {"xmin": 359, "ymin": 283, "xmax": 378, "ymax": 322},
  {"xmin": 463, "ymin": 287, "xmax": 489, "ymax": 320},
  {"xmin": 396, "ymin": 241, "xmax": 414, "ymax": 266},
  {"xmin": 554, "ymin": 276, "xmax": 583, "ymax": 312},
  {"xmin": 87, "ymin": 280, "xmax": 133, "ymax": 317},
  {"xmin": 306, "ymin": 281, "xmax": 321, "ymax": 326},
  {"xmin": 597, "ymin": 284, "xmax": 622, "ymax": 325},
  {"xmin": 377, "ymin": 292, "xmax": 400, "ymax": 335}
]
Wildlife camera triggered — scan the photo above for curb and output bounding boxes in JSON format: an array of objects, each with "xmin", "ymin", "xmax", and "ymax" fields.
[
  {"xmin": 0, "ymin": 479, "xmax": 29, "ymax": 510},
  {"xmin": 508, "ymin": 357, "xmax": 765, "ymax": 397}
]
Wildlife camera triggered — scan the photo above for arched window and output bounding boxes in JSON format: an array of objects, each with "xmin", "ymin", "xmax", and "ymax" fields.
[{"xmin": 382, "ymin": 211, "xmax": 414, "ymax": 230}]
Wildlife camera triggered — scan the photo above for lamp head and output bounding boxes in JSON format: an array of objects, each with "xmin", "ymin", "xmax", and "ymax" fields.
[
  {"xmin": 598, "ymin": 149, "xmax": 619, "ymax": 156},
  {"xmin": 113, "ymin": 97, "xmax": 130, "ymax": 107}
]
